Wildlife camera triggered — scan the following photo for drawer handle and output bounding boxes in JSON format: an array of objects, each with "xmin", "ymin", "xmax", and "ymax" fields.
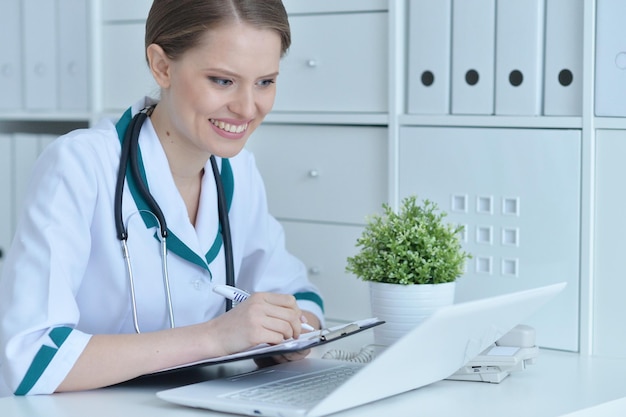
[
  {"xmin": 306, "ymin": 59, "xmax": 318, "ymax": 68},
  {"xmin": 309, "ymin": 266, "xmax": 322, "ymax": 275},
  {"xmin": 308, "ymin": 169, "xmax": 319, "ymax": 178}
]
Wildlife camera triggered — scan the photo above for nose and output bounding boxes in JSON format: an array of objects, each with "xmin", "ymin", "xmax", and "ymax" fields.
[{"xmin": 228, "ymin": 86, "xmax": 256, "ymax": 119}]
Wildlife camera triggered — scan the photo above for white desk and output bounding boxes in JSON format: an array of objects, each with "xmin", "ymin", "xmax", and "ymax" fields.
[{"xmin": 2, "ymin": 342, "xmax": 626, "ymax": 416}]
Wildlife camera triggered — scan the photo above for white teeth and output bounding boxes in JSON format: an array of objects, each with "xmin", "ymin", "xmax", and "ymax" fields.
[{"xmin": 210, "ymin": 119, "xmax": 248, "ymax": 134}]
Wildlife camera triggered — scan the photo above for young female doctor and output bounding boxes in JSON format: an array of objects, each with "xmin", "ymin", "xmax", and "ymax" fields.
[{"xmin": 0, "ymin": 0, "xmax": 324, "ymax": 396}]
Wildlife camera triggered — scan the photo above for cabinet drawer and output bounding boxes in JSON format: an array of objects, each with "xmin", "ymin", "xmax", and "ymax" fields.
[
  {"xmin": 247, "ymin": 124, "xmax": 387, "ymax": 224},
  {"xmin": 101, "ymin": 23, "xmax": 157, "ymax": 112},
  {"xmin": 281, "ymin": 221, "xmax": 371, "ymax": 322},
  {"xmin": 273, "ymin": 12, "xmax": 388, "ymax": 113}
]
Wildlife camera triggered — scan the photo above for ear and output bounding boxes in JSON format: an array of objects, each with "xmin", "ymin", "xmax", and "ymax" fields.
[{"xmin": 146, "ymin": 43, "xmax": 172, "ymax": 88}]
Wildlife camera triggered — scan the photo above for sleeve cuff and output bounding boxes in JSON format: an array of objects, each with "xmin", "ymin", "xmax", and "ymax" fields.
[{"xmin": 14, "ymin": 328, "xmax": 91, "ymax": 395}]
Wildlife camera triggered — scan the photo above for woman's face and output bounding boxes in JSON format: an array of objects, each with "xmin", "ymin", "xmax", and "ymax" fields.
[{"xmin": 159, "ymin": 22, "xmax": 282, "ymax": 159}]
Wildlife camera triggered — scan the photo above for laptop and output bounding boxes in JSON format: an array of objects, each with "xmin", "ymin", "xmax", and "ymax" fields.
[{"xmin": 157, "ymin": 282, "xmax": 566, "ymax": 417}]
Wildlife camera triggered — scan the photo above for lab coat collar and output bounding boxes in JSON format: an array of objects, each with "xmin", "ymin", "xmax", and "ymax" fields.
[{"xmin": 115, "ymin": 105, "xmax": 233, "ymax": 272}]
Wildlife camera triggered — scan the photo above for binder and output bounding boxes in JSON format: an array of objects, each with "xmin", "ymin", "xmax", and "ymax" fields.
[
  {"xmin": 543, "ymin": 0, "xmax": 583, "ymax": 116},
  {"xmin": 58, "ymin": 0, "xmax": 90, "ymax": 111},
  {"xmin": 407, "ymin": 0, "xmax": 452, "ymax": 114},
  {"xmin": 494, "ymin": 0, "xmax": 545, "ymax": 116},
  {"xmin": 451, "ymin": 0, "xmax": 496, "ymax": 115},
  {"xmin": 22, "ymin": 0, "xmax": 58, "ymax": 110},
  {"xmin": 0, "ymin": 0, "xmax": 23, "ymax": 110},
  {"xmin": 595, "ymin": 0, "xmax": 626, "ymax": 117}
]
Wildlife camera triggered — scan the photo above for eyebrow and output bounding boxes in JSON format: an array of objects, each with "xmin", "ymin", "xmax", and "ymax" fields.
[{"xmin": 205, "ymin": 68, "xmax": 280, "ymax": 79}]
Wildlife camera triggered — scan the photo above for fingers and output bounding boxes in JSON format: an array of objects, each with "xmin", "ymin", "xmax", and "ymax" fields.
[
  {"xmin": 248, "ymin": 293, "xmax": 303, "ymax": 340},
  {"xmin": 207, "ymin": 292, "xmax": 315, "ymax": 358},
  {"xmin": 300, "ymin": 311, "xmax": 320, "ymax": 332},
  {"xmin": 280, "ymin": 349, "xmax": 311, "ymax": 362},
  {"xmin": 218, "ymin": 292, "xmax": 303, "ymax": 345},
  {"xmin": 254, "ymin": 349, "xmax": 312, "ymax": 368}
]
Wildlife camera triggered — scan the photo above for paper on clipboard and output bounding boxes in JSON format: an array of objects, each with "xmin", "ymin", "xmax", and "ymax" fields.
[{"xmin": 154, "ymin": 317, "xmax": 383, "ymax": 374}]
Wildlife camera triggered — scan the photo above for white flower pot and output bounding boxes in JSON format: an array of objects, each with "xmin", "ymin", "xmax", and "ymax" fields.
[{"xmin": 369, "ymin": 281, "xmax": 456, "ymax": 346}]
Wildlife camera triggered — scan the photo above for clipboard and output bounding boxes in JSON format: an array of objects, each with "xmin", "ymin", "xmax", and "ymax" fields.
[{"xmin": 151, "ymin": 318, "xmax": 384, "ymax": 375}]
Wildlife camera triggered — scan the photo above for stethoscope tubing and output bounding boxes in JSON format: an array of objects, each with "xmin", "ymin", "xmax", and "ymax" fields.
[
  {"xmin": 114, "ymin": 106, "xmax": 234, "ymax": 332},
  {"xmin": 210, "ymin": 156, "xmax": 235, "ymax": 311}
]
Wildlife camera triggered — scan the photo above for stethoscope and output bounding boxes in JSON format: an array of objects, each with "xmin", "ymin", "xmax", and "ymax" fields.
[{"xmin": 114, "ymin": 106, "xmax": 235, "ymax": 333}]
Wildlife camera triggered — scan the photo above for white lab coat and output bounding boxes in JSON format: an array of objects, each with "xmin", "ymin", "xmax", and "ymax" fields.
[{"xmin": 0, "ymin": 98, "xmax": 324, "ymax": 396}]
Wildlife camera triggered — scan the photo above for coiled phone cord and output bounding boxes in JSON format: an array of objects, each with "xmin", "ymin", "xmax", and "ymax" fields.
[{"xmin": 321, "ymin": 345, "xmax": 378, "ymax": 363}]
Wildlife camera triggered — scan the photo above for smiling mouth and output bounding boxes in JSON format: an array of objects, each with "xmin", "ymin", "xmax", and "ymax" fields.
[{"xmin": 209, "ymin": 119, "xmax": 249, "ymax": 134}]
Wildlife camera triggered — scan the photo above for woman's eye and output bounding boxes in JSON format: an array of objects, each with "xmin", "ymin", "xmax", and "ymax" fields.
[
  {"xmin": 209, "ymin": 77, "xmax": 233, "ymax": 87},
  {"xmin": 258, "ymin": 79, "xmax": 276, "ymax": 87}
]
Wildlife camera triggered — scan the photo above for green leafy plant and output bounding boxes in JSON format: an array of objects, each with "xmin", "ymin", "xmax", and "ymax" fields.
[{"xmin": 346, "ymin": 195, "xmax": 471, "ymax": 285}]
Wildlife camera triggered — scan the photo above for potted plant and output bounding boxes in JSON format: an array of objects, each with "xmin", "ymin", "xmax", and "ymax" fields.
[{"xmin": 346, "ymin": 195, "xmax": 471, "ymax": 346}]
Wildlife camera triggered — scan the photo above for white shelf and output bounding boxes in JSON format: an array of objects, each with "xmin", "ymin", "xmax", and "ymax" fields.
[
  {"xmin": 399, "ymin": 114, "xmax": 582, "ymax": 129},
  {"xmin": 265, "ymin": 112, "xmax": 388, "ymax": 126},
  {"xmin": 0, "ymin": 112, "xmax": 92, "ymax": 123},
  {"xmin": 594, "ymin": 117, "xmax": 626, "ymax": 130}
]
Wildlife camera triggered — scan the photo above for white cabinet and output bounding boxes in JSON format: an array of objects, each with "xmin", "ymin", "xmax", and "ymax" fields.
[
  {"xmin": 593, "ymin": 129, "xmax": 626, "ymax": 357},
  {"xmin": 246, "ymin": 124, "xmax": 387, "ymax": 322},
  {"xmin": 247, "ymin": 124, "xmax": 387, "ymax": 224},
  {"xmin": 399, "ymin": 127, "xmax": 581, "ymax": 351},
  {"xmin": 1, "ymin": 0, "xmax": 626, "ymax": 356},
  {"xmin": 2, "ymin": 0, "xmax": 90, "ymax": 113},
  {"xmin": 12, "ymin": 135, "xmax": 55, "ymax": 219},
  {"xmin": 100, "ymin": 3, "xmax": 156, "ymax": 113},
  {"xmin": 594, "ymin": 0, "xmax": 626, "ymax": 116},
  {"xmin": 0, "ymin": 133, "xmax": 56, "ymax": 267},
  {"xmin": 58, "ymin": 0, "xmax": 90, "ymax": 111},
  {"xmin": 101, "ymin": 0, "xmax": 152, "ymax": 21},
  {"xmin": 0, "ymin": 0, "xmax": 23, "ymax": 111},
  {"xmin": 0, "ymin": 136, "xmax": 11, "ymax": 269},
  {"xmin": 281, "ymin": 221, "xmax": 371, "ymax": 322},
  {"xmin": 101, "ymin": 23, "xmax": 156, "ymax": 112},
  {"xmin": 273, "ymin": 12, "xmax": 388, "ymax": 113},
  {"xmin": 22, "ymin": 0, "xmax": 58, "ymax": 110}
]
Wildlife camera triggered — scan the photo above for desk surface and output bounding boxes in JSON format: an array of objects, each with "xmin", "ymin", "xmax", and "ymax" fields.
[{"xmin": 2, "ymin": 343, "xmax": 626, "ymax": 417}]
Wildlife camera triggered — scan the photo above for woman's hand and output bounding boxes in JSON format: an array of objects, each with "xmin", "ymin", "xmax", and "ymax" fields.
[
  {"xmin": 205, "ymin": 292, "xmax": 306, "ymax": 357},
  {"xmin": 253, "ymin": 309, "xmax": 322, "ymax": 367},
  {"xmin": 254, "ymin": 348, "xmax": 311, "ymax": 367}
]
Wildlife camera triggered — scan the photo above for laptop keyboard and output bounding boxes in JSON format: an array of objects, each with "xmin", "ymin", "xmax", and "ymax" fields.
[{"xmin": 225, "ymin": 365, "xmax": 360, "ymax": 407}]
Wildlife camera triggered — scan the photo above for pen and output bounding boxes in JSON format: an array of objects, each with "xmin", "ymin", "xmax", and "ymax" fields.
[
  {"xmin": 212, "ymin": 284, "xmax": 316, "ymax": 331},
  {"xmin": 213, "ymin": 284, "xmax": 251, "ymax": 303}
]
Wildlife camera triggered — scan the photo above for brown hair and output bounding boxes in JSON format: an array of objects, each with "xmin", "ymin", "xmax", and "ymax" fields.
[{"xmin": 145, "ymin": 0, "xmax": 291, "ymax": 63}]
